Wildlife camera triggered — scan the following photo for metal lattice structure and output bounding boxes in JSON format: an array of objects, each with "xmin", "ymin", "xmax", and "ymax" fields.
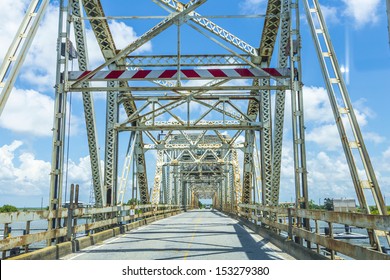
[{"xmin": 1, "ymin": 0, "xmax": 389, "ymax": 256}]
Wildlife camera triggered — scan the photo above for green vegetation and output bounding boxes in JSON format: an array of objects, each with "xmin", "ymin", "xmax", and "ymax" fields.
[
  {"xmin": 307, "ymin": 198, "xmax": 333, "ymax": 210},
  {"xmin": 369, "ymin": 206, "xmax": 390, "ymax": 215},
  {"xmin": 0, "ymin": 204, "xmax": 18, "ymax": 213},
  {"xmin": 125, "ymin": 198, "xmax": 140, "ymax": 205},
  {"xmin": 323, "ymin": 198, "xmax": 334, "ymax": 211},
  {"xmin": 198, "ymin": 201, "xmax": 203, "ymax": 208},
  {"xmin": 308, "ymin": 200, "xmax": 322, "ymax": 210}
]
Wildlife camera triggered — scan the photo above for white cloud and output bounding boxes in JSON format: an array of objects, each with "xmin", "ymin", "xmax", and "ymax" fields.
[
  {"xmin": 306, "ymin": 123, "xmax": 341, "ymax": 151},
  {"xmin": 384, "ymin": 147, "xmax": 390, "ymax": 159},
  {"xmin": 0, "ymin": 0, "xmax": 29, "ymax": 60},
  {"xmin": 320, "ymin": 5, "xmax": 340, "ymax": 24},
  {"xmin": 239, "ymin": 0, "xmax": 267, "ymax": 14},
  {"xmin": 0, "ymin": 140, "xmax": 50, "ymax": 197},
  {"xmin": 0, "ymin": 140, "xmax": 96, "ymax": 205},
  {"xmin": 302, "ymin": 86, "xmax": 334, "ymax": 124},
  {"xmin": 341, "ymin": 0, "xmax": 380, "ymax": 26},
  {"xmin": 109, "ymin": 20, "xmax": 152, "ymax": 53},
  {"xmin": 20, "ymin": 4, "xmax": 59, "ymax": 90},
  {"xmin": 0, "ymin": 88, "xmax": 54, "ymax": 136},
  {"xmin": 0, "ymin": 2, "xmax": 153, "ymax": 91},
  {"xmin": 299, "ymin": 86, "xmax": 384, "ymax": 150},
  {"xmin": 307, "ymin": 151, "xmax": 354, "ymax": 198},
  {"xmin": 364, "ymin": 132, "xmax": 385, "ymax": 144},
  {"xmin": 0, "ymin": 87, "xmax": 81, "ymax": 136}
]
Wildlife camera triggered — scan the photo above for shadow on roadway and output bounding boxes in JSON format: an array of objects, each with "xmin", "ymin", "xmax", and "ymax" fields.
[{"xmin": 76, "ymin": 210, "xmax": 287, "ymax": 260}]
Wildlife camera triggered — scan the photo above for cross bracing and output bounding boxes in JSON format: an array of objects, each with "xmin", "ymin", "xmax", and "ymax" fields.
[{"xmin": 1, "ymin": 0, "xmax": 389, "ymax": 255}]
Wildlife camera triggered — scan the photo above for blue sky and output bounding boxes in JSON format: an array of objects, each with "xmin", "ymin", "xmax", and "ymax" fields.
[{"xmin": 0, "ymin": 0, "xmax": 389, "ymax": 207}]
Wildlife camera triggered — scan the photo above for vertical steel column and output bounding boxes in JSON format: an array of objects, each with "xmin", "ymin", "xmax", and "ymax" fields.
[
  {"xmin": 182, "ymin": 180, "xmax": 187, "ymax": 210},
  {"xmin": 162, "ymin": 164, "xmax": 167, "ymax": 204},
  {"xmin": 72, "ymin": 0, "xmax": 104, "ymax": 207},
  {"xmin": 48, "ymin": 0, "xmax": 71, "ymax": 239},
  {"xmin": 173, "ymin": 161, "xmax": 179, "ymax": 205},
  {"xmin": 242, "ymin": 130, "xmax": 254, "ymax": 206},
  {"xmin": 270, "ymin": 0, "xmax": 290, "ymax": 207},
  {"xmin": 259, "ymin": 76, "xmax": 273, "ymax": 206},
  {"xmin": 232, "ymin": 149, "xmax": 242, "ymax": 212},
  {"xmin": 104, "ymin": 79, "xmax": 119, "ymax": 206},
  {"xmin": 289, "ymin": 0, "xmax": 309, "ymax": 245},
  {"xmin": 151, "ymin": 150, "xmax": 164, "ymax": 205}
]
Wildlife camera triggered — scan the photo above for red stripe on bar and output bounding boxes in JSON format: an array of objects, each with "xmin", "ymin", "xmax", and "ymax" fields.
[
  {"xmin": 159, "ymin": 70, "xmax": 177, "ymax": 78},
  {"xmin": 262, "ymin": 68, "xmax": 282, "ymax": 76},
  {"xmin": 78, "ymin": 71, "xmax": 92, "ymax": 79},
  {"xmin": 181, "ymin": 70, "xmax": 200, "ymax": 78},
  {"xmin": 234, "ymin": 68, "xmax": 254, "ymax": 77},
  {"xmin": 105, "ymin": 70, "xmax": 125, "ymax": 79},
  {"xmin": 208, "ymin": 69, "xmax": 228, "ymax": 77},
  {"xmin": 132, "ymin": 70, "xmax": 152, "ymax": 79}
]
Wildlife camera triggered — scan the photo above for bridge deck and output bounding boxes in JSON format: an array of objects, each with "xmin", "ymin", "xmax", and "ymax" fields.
[{"xmin": 63, "ymin": 210, "xmax": 294, "ymax": 260}]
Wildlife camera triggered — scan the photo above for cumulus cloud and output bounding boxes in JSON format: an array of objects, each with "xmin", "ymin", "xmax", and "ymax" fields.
[
  {"xmin": 278, "ymin": 85, "xmax": 388, "ymax": 202},
  {"xmin": 0, "ymin": 140, "xmax": 96, "ymax": 205},
  {"xmin": 0, "ymin": 88, "xmax": 54, "ymax": 136},
  {"xmin": 341, "ymin": 0, "xmax": 380, "ymax": 26},
  {"xmin": 320, "ymin": 5, "xmax": 340, "ymax": 24},
  {"xmin": 0, "ymin": 88, "xmax": 80, "ymax": 137},
  {"xmin": 0, "ymin": 140, "xmax": 50, "ymax": 198},
  {"xmin": 299, "ymin": 86, "xmax": 383, "ymax": 150},
  {"xmin": 0, "ymin": 0, "xmax": 28, "ymax": 60},
  {"xmin": 109, "ymin": 20, "xmax": 152, "ymax": 53},
  {"xmin": 0, "ymin": 1, "xmax": 153, "ymax": 91},
  {"xmin": 307, "ymin": 151, "xmax": 354, "ymax": 197}
]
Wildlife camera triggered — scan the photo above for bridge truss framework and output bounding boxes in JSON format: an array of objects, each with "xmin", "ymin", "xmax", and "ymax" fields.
[{"xmin": 1, "ymin": 0, "xmax": 389, "ymax": 253}]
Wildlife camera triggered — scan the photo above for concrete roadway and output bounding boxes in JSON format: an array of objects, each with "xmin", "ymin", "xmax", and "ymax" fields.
[{"xmin": 63, "ymin": 209, "xmax": 294, "ymax": 260}]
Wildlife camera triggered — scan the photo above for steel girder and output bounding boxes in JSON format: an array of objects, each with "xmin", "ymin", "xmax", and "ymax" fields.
[
  {"xmin": 151, "ymin": 150, "xmax": 165, "ymax": 205},
  {"xmin": 72, "ymin": 0, "xmax": 104, "ymax": 207},
  {"xmin": 81, "ymin": 0, "xmax": 151, "ymax": 204},
  {"xmin": 288, "ymin": 1, "xmax": 310, "ymax": 246},
  {"xmin": 0, "ymin": 0, "xmax": 49, "ymax": 117},
  {"xmin": 270, "ymin": 0, "xmax": 290, "ymax": 207},
  {"xmin": 104, "ymin": 81, "xmax": 119, "ymax": 205},
  {"xmin": 242, "ymin": 0, "xmax": 281, "ymax": 207},
  {"xmin": 126, "ymin": 54, "xmax": 252, "ymax": 67},
  {"xmin": 48, "ymin": 0, "xmax": 73, "ymax": 239},
  {"xmin": 153, "ymin": 0, "xmax": 258, "ymax": 56}
]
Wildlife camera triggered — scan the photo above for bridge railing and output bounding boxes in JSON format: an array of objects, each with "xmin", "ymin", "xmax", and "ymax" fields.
[
  {"xmin": 0, "ymin": 204, "xmax": 181, "ymax": 258},
  {"xmin": 238, "ymin": 204, "xmax": 390, "ymax": 260}
]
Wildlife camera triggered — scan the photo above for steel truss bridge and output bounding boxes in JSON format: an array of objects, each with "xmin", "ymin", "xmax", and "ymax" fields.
[{"xmin": 0, "ymin": 0, "xmax": 389, "ymax": 260}]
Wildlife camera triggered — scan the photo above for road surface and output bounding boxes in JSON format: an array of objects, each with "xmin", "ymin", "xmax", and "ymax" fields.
[{"xmin": 63, "ymin": 209, "xmax": 294, "ymax": 260}]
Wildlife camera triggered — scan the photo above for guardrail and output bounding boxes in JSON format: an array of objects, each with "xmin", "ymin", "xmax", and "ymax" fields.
[
  {"xmin": 0, "ymin": 204, "xmax": 182, "ymax": 259},
  {"xmin": 238, "ymin": 204, "xmax": 390, "ymax": 260}
]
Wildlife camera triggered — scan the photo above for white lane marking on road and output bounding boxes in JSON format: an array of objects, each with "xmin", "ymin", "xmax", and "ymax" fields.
[{"xmin": 67, "ymin": 236, "xmax": 122, "ymax": 260}]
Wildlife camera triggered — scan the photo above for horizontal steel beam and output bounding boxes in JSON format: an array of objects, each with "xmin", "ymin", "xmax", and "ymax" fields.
[
  {"xmin": 68, "ymin": 85, "xmax": 288, "ymax": 92},
  {"xmin": 144, "ymin": 144, "xmax": 244, "ymax": 150},
  {"xmin": 120, "ymin": 95, "xmax": 259, "ymax": 101},
  {"xmin": 117, "ymin": 124, "xmax": 260, "ymax": 131},
  {"xmin": 126, "ymin": 54, "xmax": 252, "ymax": 67},
  {"xmin": 68, "ymin": 68, "xmax": 289, "ymax": 82}
]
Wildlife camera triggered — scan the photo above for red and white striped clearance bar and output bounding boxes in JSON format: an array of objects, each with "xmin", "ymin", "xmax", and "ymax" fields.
[{"xmin": 68, "ymin": 68, "xmax": 290, "ymax": 82}]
